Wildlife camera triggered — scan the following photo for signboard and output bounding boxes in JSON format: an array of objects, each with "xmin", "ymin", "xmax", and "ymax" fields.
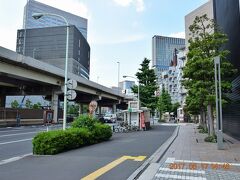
[
  {"xmin": 89, "ymin": 100, "xmax": 98, "ymax": 115},
  {"xmin": 67, "ymin": 90, "xmax": 77, "ymax": 100},
  {"xmin": 128, "ymin": 101, "xmax": 138, "ymax": 109},
  {"xmin": 67, "ymin": 79, "xmax": 77, "ymax": 90}
]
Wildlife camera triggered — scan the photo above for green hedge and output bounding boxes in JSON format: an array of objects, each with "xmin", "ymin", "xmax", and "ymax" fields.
[
  {"xmin": 204, "ymin": 135, "xmax": 217, "ymax": 143},
  {"xmin": 71, "ymin": 115, "xmax": 96, "ymax": 130},
  {"xmin": 33, "ymin": 123, "xmax": 112, "ymax": 155}
]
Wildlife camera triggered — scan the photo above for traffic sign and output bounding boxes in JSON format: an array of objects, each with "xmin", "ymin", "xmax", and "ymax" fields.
[
  {"xmin": 67, "ymin": 79, "xmax": 77, "ymax": 89},
  {"xmin": 67, "ymin": 90, "xmax": 77, "ymax": 100}
]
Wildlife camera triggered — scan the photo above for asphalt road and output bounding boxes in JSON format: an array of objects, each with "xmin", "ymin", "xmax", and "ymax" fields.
[
  {"xmin": 0, "ymin": 124, "xmax": 176, "ymax": 180},
  {"xmin": 0, "ymin": 125, "xmax": 63, "ymax": 161}
]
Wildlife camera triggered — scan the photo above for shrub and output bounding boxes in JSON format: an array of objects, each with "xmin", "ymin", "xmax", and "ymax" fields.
[
  {"xmin": 33, "ymin": 128, "xmax": 91, "ymax": 155},
  {"xmin": 197, "ymin": 125, "xmax": 204, "ymax": 129},
  {"xmin": 71, "ymin": 115, "xmax": 97, "ymax": 130},
  {"xmin": 204, "ymin": 135, "xmax": 217, "ymax": 143},
  {"xmin": 92, "ymin": 123, "xmax": 112, "ymax": 142},
  {"xmin": 33, "ymin": 121, "xmax": 112, "ymax": 155},
  {"xmin": 199, "ymin": 128, "xmax": 208, "ymax": 134}
]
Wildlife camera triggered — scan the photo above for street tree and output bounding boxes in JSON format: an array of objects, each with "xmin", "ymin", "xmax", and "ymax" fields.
[
  {"xmin": 132, "ymin": 58, "xmax": 158, "ymax": 114},
  {"xmin": 32, "ymin": 102, "xmax": 42, "ymax": 109},
  {"xmin": 184, "ymin": 87, "xmax": 207, "ymax": 128},
  {"xmin": 25, "ymin": 99, "xmax": 33, "ymax": 109},
  {"xmin": 183, "ymin": 14, "xmax": 237, "ymax": 135},
  {"xmin": 171, "ymin": 102, "xmax": 180, "ymax": 117},
  {"xmin": 157, "ymin": 88, "xmax": 172, "ymax": 120},
  {"xmin": 11, "ymin": 100, "xmax": 19, "ymax": 108}
]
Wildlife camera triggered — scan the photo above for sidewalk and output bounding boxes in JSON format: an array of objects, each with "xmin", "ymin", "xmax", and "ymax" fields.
[{"xmin": 138, "ymin": 123, "xmax": 240, "ymax": 180}]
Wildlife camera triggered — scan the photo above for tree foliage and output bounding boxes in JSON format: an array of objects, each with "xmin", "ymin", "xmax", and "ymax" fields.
[
  {"xmin": 157, "ymin": 88, "xmax": 172, "ymax": 119},
  {"xmin": 131, "ymin": 58, "xmax": 158, "ymax": 112},
  {"xmin": 25, "ymin": 99, "xmax": 33, "ymax": 109},
  {"xmin": 32, "ymin": 102, "xmax": 42, "ymax": 109},
  {"xmin": 183, "ymin": 14, "xmax": 237, "ymax": 135},
  {"xmin": 172, "ymin": 102, "xmax": 180, "ymax": 117},
  {"xmin": 11, "ymin": 100, "xmax": 19, "ymax": 108}
]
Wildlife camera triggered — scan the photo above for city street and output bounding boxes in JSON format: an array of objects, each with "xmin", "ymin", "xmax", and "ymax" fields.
[
  {"xmin": 0, "ymin": 125, "xmax": 63, "ymax": 161},
  {"xmin": 0, "ymin": 124, "xmax": 176, "ymax": 180}
]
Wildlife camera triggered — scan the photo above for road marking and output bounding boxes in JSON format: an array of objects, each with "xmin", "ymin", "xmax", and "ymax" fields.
[
  {"xmin": 174, "ymin": 159, "xmax": 240, "ymax": 167},
  {"xmin": 0, "ymin": 138, "xmax": 33, "ymax": 145},
  {"xmin": 0, "ymin": 129, "xmax": 27, "ymax": 133},
  {"xmin": 155, "ymin": 173, "xmax": 206, "ymax": 180},
  {"xmin": 0, "ymin": 131, "xmax": 38, "ymax": 137},
  {"xmin": 158, "ymin": 167, "xmax": 205, "ymax": 174},
  {"xmin": 0, "ymin": 153, "xmax": 32, "ymax": 165},
  {"xmin": 165, "ymin": 157, "xmax": 175, "ymax": 163},
  {"xmin": 81, "ymin": 155, "xmax": 146, "ymax": 180}
]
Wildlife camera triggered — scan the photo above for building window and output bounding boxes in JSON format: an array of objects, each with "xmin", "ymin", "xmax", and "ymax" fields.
[
  {"xmin": 78, "ymin": 50, "xmax": 81, "ymax": 56},
  {"xmin": 79, "ymin": 39, "xmax": 81, "ymax": 47}
]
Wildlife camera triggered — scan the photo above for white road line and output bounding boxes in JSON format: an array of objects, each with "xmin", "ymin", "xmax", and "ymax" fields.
[
  {"xmin": 175, "ymin": 159, "xmax": 240, "ymax": 167},
  {"xmin": 0, "ymin": 153, "xmax": 32, "ymax": 165},
  {"xmin": 0, "ymin": 138, "xmax": 33, "ymax": 145},
  {"xmin": 158, "ymin": 167, "xmax": 205, "ymax": 174},
  {"xmin": 0, "ymin": 129, "xmax": 28, "ymax": 133},
  {"xmin": 0, "ymin": 131, "xmax": 38, "ymax": 137},
  {"xmin": 165, "ymin": 157, "xmax": 175, "ymax": 163},
  {"xmin": 155, "ymin": 174, "xmax": 206, "ymax": 180}
]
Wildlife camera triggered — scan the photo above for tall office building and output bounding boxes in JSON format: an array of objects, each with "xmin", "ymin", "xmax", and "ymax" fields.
[
  {"xmin": 16, "ymin": 25, "xmax": 90, "ymax": 79},
  {"xmin": 119, "ymin": 80, "xmax": 135, "ymax": 95},
  {"xmin": 152, "ymin": 36, "xmax": 185, "ymax": 85},
  {"xmin": 185, "ymin": 0, "xmax": 240, "ymax": 140},
  {"xmin": 23, "ymin": 0, "xmax": 87, "ymax": 39}
]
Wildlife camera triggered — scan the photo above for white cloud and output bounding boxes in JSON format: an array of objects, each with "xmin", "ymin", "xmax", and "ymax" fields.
[
  {"xmin": 38, "ymin": 0, "xmax": 91, "ymax": 19},
  {"xmin": 113, "ymin": 0, "xmax": 145, "ymax": 12},
  {"xmin": 168, "ymin": 32, "xmax": 185, "ymax": 39},
  {"xmin": 113, "ymin": 0, "xmax": 132, "ymax": 7},
  {"xmin": 136, "ymin": 0, "xmax": 145, "ymax": 12}
]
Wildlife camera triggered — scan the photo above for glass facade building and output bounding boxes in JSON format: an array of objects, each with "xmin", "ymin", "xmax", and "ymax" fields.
[
  {"xmin": 23, "ymin": 0, "xmax": 87, "ymax": 39},
  {"xmin": 16, "ymin": 26, "xmax": 90, "ymax": 79},
  {"xmin": 152, "ymin": 35, "xmax": 185, "ymax": 85},
  {"xmin": 119, "ymin": 80, "xmax": 135, "ymax": 95}
]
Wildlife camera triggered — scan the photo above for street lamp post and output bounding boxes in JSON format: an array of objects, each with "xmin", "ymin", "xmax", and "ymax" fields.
[
  {"xmin": 117, "ymin": 62, "xmax": 120, "ymax": 95},
  {"xmin": 32, "ymin": 12, "xmax": 69, "ymax": 130},
  {"xmin": 214, "ymin": 56, "xmax": 224, "ymax": 150},
  {"xmin": 123, "ymin": 75, "xmax": 140, "ymax": 110}
]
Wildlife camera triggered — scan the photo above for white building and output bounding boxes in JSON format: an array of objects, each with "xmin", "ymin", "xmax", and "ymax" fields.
[{"xmin": 160, "ymin": 47, "xmax": 187, "ymax": 121}]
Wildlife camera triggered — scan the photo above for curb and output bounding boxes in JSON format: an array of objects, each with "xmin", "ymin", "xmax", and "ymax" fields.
[{"xmin": 127, "ymin": 125, "xmax": 180, "ymax": 180}]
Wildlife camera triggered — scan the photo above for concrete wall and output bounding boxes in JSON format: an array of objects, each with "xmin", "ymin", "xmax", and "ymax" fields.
[{"xmin": 185, "ymin": 0, "xmax": 214, "ymax": 48}]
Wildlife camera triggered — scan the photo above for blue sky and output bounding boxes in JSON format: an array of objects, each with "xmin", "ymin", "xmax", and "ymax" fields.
[{"xmin": 0, "ymin": 0, "xmax": 208, "ymax": 88}]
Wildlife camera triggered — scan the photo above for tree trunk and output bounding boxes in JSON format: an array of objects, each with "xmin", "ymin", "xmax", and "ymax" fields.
[
  {"xmin": 200, "ymin": 111, "xmax": 204, "ymax": 126},
  {"xmin": 200, "ymin": 108, "xmax": 207, "ymax": 129},
  {"xmin": 207, "ymin": 104, "xmax": 215, "ymax": 136}
]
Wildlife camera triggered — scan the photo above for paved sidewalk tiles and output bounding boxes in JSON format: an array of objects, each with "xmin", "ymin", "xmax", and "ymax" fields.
[
  {"xmin": 153, "ymin": 158, "xmax": 240, "ymax": 180},
  {"xmin": 140, "ymin": 123, "xmax": 240, "ymax": 180}
]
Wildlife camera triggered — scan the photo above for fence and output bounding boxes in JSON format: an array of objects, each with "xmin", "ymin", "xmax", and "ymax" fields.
[{"xmin": 0, "ymin": 108, "xmax": 63, "ymax": 127}]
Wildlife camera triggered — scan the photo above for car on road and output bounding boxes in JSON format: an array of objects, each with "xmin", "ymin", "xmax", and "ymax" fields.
[{"xmin": 103, "ymin": 114, "xmax": 117, "ymax": 123}]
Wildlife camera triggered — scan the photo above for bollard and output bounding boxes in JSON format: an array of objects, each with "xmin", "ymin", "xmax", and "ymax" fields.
[{"xmin": 16, "ymin": 114, "xmax": 21, "ymax": 127}]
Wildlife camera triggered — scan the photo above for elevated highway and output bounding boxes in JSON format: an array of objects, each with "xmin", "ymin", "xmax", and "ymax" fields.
[{"xmin": 0, "ymin": 47, "xmax": 129, "ymax": 122}]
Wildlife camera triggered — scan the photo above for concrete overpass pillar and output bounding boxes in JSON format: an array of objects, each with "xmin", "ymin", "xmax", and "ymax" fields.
[
  {"xmin": 0, "ymin": 95, "xmax": 6, "ymax": 107},
  {"xmin": 97, "ymin": 106, "xmax": 102, "ymax": 115},
  {"xmin": 112, "ymin": 104, "xmax": 116, "ymax": 114},
  {"xmin": 51, "ymin": 91, "xmax": 59, "ymax": 123}
]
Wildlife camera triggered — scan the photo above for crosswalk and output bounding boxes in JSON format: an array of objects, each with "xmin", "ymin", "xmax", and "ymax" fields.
[{"xmin": 153, "ymin": 158, "xmax": 240, "ymax": 180}]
